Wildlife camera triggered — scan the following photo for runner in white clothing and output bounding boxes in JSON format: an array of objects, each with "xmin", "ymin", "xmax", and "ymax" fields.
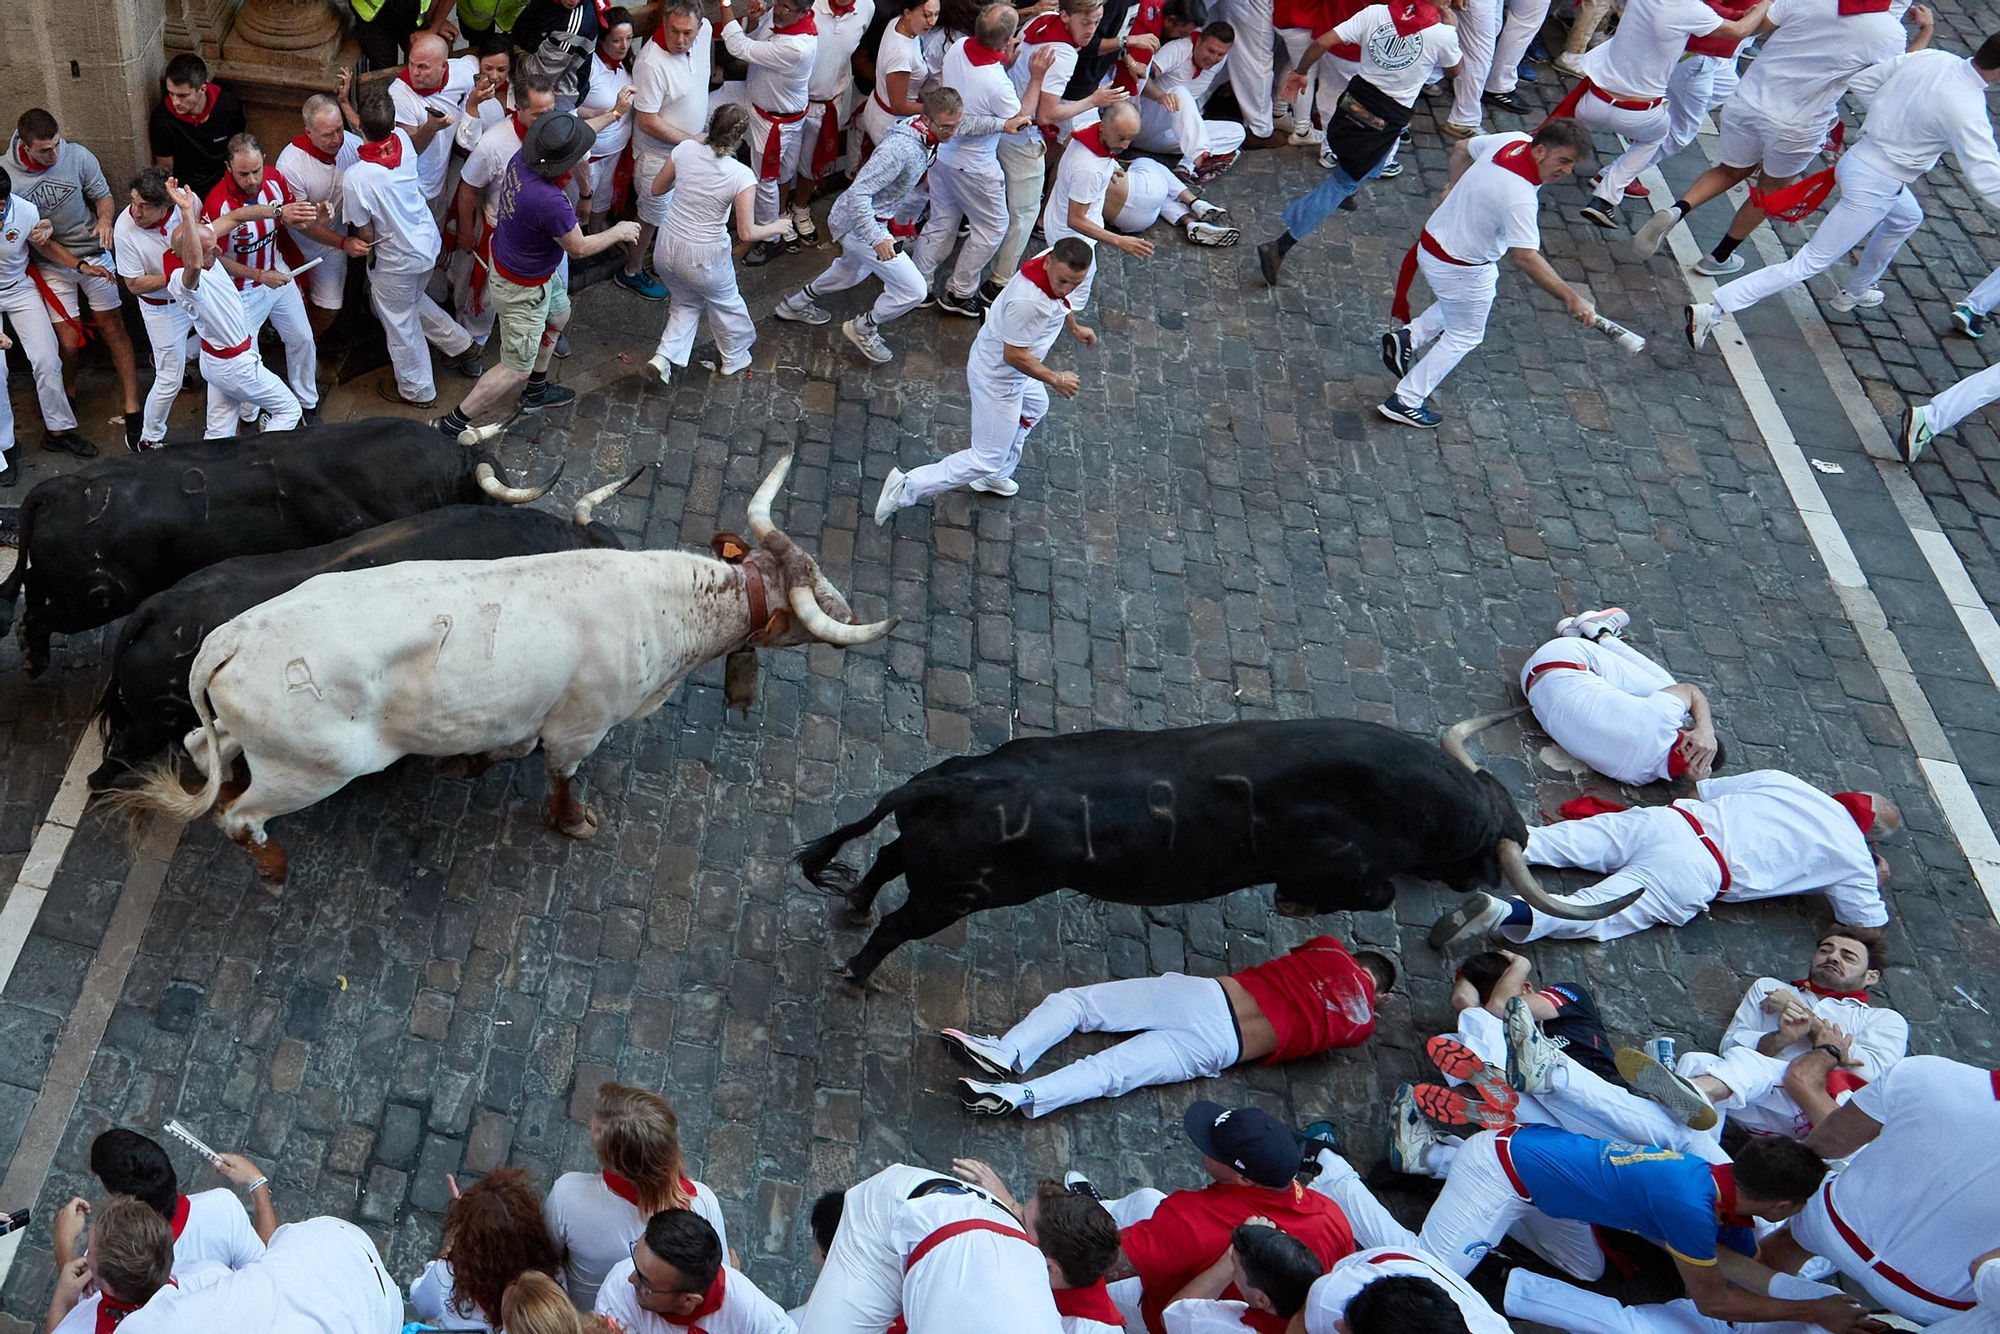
[
  {"xmin": 596, "ymin": 1210, "xmax": 794, "ymax": 1334},
  {"xmin": 859, "ymin": 0, "xmax": 941, "ymax": 153},
  {"xmin": 119, "ymin": 1216, "xmax": 402, "ymax": 1334},
  {"xmin": 1101, "ymin": 157, "xmax": 1240, "ymax": 246},
  {"xmin": 386, "ymin": 33, "xmax": 479, "ymax": 205},
  {"xmin": 1430, "ymin": 772, "xmax": 1896, "ymax": 946},
  {"xmin": 1902, "ymin": 357, "xmax": 2000, "ymax": 463},
  {"xmin": 204, "ymin": 133, "xmax": 326, "ymax": 423},
  {"xmin": 1520, "ymin": 607, "xmax": 1721, "ymax": 788},
  {"xmin": 876, "ymin": 239, "xmax": 1095, "ymax": 520},
  {"xmin": 1377, "ymin": 121, "xmax": 1594, "ymax": 429},
  {"xmin": 41, "ymin": 1196, "xmax": 234, "ymax": 1334},
  {"xmin": 1305, "ymin": 1246, "xmax": 1514, "ymax": 1334},
  {"xmin": 720, "ymin": 0, "xmax": 819, "ymax": 258},
  {"xmin": 620, "ymin": 0, "xmax": 712, "ymax": 298},
  {"xmin": 159, "ymin": 175, "xmax": 301, "ymax": 437},
  {"xmin": 578, "ymin": 12, "xmax": 639, "ymax": 231},
  {"xmin": 112, "ymin": 170, "xmax": 189, "ymax": 450},
  {"xmin": 1503, "ymin": 1266, "xmax": 1867, "ymax": 1334},
  {"xmin": 788, "ymin": 0, "xmax": 878, "ymax": 242},
  {"xmin": 0, "ymin": 181, "xmax": 85, "ymax": 459},
  {"xmin": 1689, "ymin": 41, "xmax": 2000, "ymax": 346},
  {"xmin": 1037, "ymin": 101, "xmax": 1150, "ymax": 311},
  {"xmin": 1131, "ymin": 28, "xmax": 1248, "ymax": 179},
  {"xmin": 273, "ymin": 93, "xmax": 366, "ymax": 332}
]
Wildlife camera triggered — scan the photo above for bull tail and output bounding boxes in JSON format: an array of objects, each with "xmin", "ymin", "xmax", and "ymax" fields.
[
  {"xmin": 94, "ymin": 632, "xmax": 234, "ymax": 829},
  {"xmin": 795, "ymin": 799, "xmax": 898, "ymax": 891}
]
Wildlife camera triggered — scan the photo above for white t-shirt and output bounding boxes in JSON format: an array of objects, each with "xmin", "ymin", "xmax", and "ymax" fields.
[
  {"xmin": 1829, "ymin": 1056, "xmax": 2000, "ymax": 1311},
  {"xmin": 1424, "ymin": 131, "xmax": 1542, "ymax": 263},
  {"xmin": 811, "ymin": 0, "xmax": 878, "ymax": 102},
  {"xmin": 121, "ymin": 1218, "xmax": 396, "ymax": 1334},
  {"xmin": 410, "ymin": 1258, "xmax": 494, "ymax": 1330},
  {"xmin": 1304, "ymin": 1247, "xmax": 1511, "ymax": 1334},
  {"xmin": 1686, "ymin": 771, "xmax": 1887, "ymax": 925},
  {"xmin": 342, "ymin": 132, "xmax": 440, "ymax": 274},
  {"xmin": 1731, "ymin": 0, "xmax": 1906, "ymax": 131},
  {"xmin": 1521, "ymin": 635, "xmax": 1688, "ymax": 786},
  {"xmin": 596, "ymin": 1260, "xmax": 796, "ymax": 1334},
  {"xmin": 873, "ymin": 24, "xmax": 926, "ymax": 114},
  {"xmin": 54, "ymin": 1261, "xmax": 232, "ymax": 1334},
  {"xmin": 1334, "ymin": 6, "xmax": 1464, "ymax": 105},
  {"xmin": 274, "ymin": 134, "xmax": 360, "ymax": 260},
  {"xmin": 0, "ymin": 196, "xmax": 41, "ymax": 290},
  {"xmin": 544, "ymin": 1172, "xmax": 731, "ymax": 1312},
  {"xmin": 970, "ymin": 255, "xmax": 1073, "ymax": 383},
  {"xmin": 1041, "ymin": 133, "xmax": 1121, "ymax": 246},
  {"xmin": 389, "ymin": 56, "xmax": 479, "ymax": 199},
  {"xmin": 462, "ymin": 117, "xmax": 527, "ymax": 226},
  {"xmin": 164, "ymin": 259, "xmax": 256, "ymax": 352},
  {"xmin": 1008, "ymin": 17, "xmax": 1082, "ymax": 141},
  {"xmin": 1163, "ymin": 1299, "xmax": 1271, "ymax": 1333},
  {"xmin": 1577, "ymin": 0, "xmax": 1721, "ymax": 100},
  {"xmin": 1143, "ymin": 38, "xmax": 1226, "ymax": 108},
  {"xmin": 114, "ymin": 205, "xmax": 182, "ymax": 296},
  {"xmin": 633, "ymin": 22, "xmax": 716, "ymax": 157},
  {"xmin": 661, "ymin": 140, "xmax": 758, "ymax": 244},
  {"xmin": 725, "ymin": 15, "xmax": 817, "ymax": 115},
  {"xmin": 891, "ymin": 1191, "xmax": 1064, "ymax": 1334},
  {"xmin": 581, "ymin": 53, "xmax": 637, "ymax": 158},
  {"xmin": 937, "ymin": 37, "xmax": 1023, "ymax": 173},
  {"xmin": 177, "ymin": 1189, "xmax": 266, "ymax": 1271},
  {"xmin": 1718, "ymin": 977, "xmax": 1908, "ymax": 1136}
]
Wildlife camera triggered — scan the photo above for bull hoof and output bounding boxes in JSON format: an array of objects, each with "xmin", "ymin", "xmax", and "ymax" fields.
[
  {"xmin": 841, "ymin": 904, "xmax": 875, "ymax": 928},
  {"xmin": 558, "ymin": 806, "xmax": 600, "ymax": 839}
]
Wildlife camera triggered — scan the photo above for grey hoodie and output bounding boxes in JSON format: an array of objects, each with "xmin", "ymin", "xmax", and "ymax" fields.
[{"xmin": 2, "ymin": 135, "xmax": 111, "ymax": 256}]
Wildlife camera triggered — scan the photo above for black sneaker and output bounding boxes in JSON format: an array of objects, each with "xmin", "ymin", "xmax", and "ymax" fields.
[
  {"xmin": 936, "ymin": 289, "xmax": 984, "ymax": 318},
  {"xmin": 1257, "ymin": 239, "xmax": 1285, "ymax": 287},
  {"xmin": 40, "ymin": 430, "xmax": 97, "ymax": 458},
  {"xmin": 1378, "ymin": 394, "xmax": 1441, "ymax": 428},
  {"xmin": 1578, "ymin": 200, "xmax": 1620, "ymax": 230},
  {"xmin": 977, "ymin": 280, "xmax": 1005, "ymax": 309},
  {"xmin": 1381, "ymin": 327, "xmax": 1414, "ymax": 377},
  {"xmin": 914, "ymin": 288, "xmax": 938, "ymax": 310},
  {"xmin": 1338, "ymin": 193, "xmax": 1360, "ymax": 212},
  {"xmin": 124, "ymin": 415, "xmax": 143, "ymax": 453},
  {"xmin": 1482, "ymin": 90, "xmax": 1531, "ymax": 113},
  {"xmin": 521, "ymin": 384, "xmax": 577, "ymax": 412},
  {"xmin": 744, "ymin": 240, "xmax": 779, "ymax": 267},
  {"xmin": 433, "ymin": 414, "xmax": 470, "ymax": 442},
  {"xmin": 300, "ymin": 406, "xmax": 323, "ymax": 429}
]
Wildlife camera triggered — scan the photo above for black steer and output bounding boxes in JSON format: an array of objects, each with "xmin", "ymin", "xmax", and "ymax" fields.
[
  {"xmin": 0, "ymin": 419, "xmax": 560, "ymax": 676},
  {"xmin": 798, "ymin": 713, "xmax": 1641, "ymax": 983},
  {"xmin": 88, "ymin": 479, "xmax": 642, "ymax": 792}
]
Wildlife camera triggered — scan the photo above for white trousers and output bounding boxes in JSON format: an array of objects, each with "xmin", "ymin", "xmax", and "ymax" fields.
[
  {"xmin": 1395, "ymin": 253, "xmax": 1498, "ymax": 406},
  {"xmin": 809, "ymin": 234, "xmax": 930, "ymax": 325},
  {"xmin": 1505, "ymin": 1267, "xmax": 1846, "ymax": 1334},
  {"xmin": 239, "ymin": 280, "xmax": 320, "ymax": 410},
  {"xmin": 749, "ymin": 111, "xmax": 806, "ymax": 224},
  {"xmin": 1277, "ymin": 29, "xmax": 1344, "ymax": 129},
  {"xmin": 991, "ymin": 136, "xmax": 1049, "ymax": 285},
  {"xmin": 1100, "ymin": 1190, "xmax": 1166, "ymax": 1331},
  {"xmin": 0, "ymin": 348, "xmax": 11, "ymax": 456},
  {"xmin": 1418, "ymin": 1131, "xmax": 1605, "ymax": 1281},
  {"xmin": 1712, "ymin": 153, "xmax": 1922, "ymax": 314},
  {"xmin": 0, "ymin": 280, "xmax": 77, "ymax": 431},
  {"xmin": 1789, "ymin": 1188, "xmax": 1971, "ymax": 1326},
  {"xmin": 1450, "ymin": 0, "xmax": 1504, "ymax": 130},
  {"xmin": 201, "ymin": 347, "xmax": 301, "ymax": 438},
  {"xmin": 1221, "ymin": 0, "xmax": 1278, "ymax": 135},
  {"xmin": 1133, "ymin": 99, "xmax": 1248, "ymax": 170},
  {"xmin": 913, "ymin": 160, "xmax": 1010, "ymax": 299},
  {"xmin": 369, "ymin": 264, "xmax": 473, "ymax": 402},
  {"xmin": 1113, "ymin": 158, "xmax": 1187, "ymax": 231},
  {"xmin": 1310, "ymin": 1151, "xmax": 1422, "ymax": 1250},
  {"xmin": 655, "ymin": 237, "xmax": 756, "ymax": 374},
  {"xmin": 1487, "ymin": 0, "xmax": 1552, "ymax": 93},
  {"xmin": 1677, "ymin": 1046, "xmax": 1810, "ymax": 1139},
  {"xmin": 1504, "ymin": 808, "xmax": 1724, "ymax": 943},
  {"xmin": 1577, "ymin": 93, "xmax": 1671, "ymax": 205},
  {"xmin": 1966, "ymin": 261, "xmax": 2000, "ymax": 316},
  {"xmin": 898, "ymin": 371, "xmax": 1048, "ymax": 508},
  {"xmin": 987, "ymin": 973, "xmax": 1239, "ymax": 1117},
  {"xmin": 135, "ymin": 300, "xmax": 193, "ymax": 444},
  {"xmin": 1930, "ymin": 360, "xmax": 2000, "ymax": 436},
  {"xmin": 799, "ymin": 1164, "xmax": 938, "ymax": 1334}
]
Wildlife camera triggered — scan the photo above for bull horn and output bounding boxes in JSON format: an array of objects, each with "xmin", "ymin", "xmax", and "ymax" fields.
[
  {"xmin": 573, "ymin": 467, "xmax": 648, "ymax": 526},
  {"xmin": 746, "ymin": 453, "xmax": 794, "ymax": 543},
  {"xmin": 476, "ymin": 460, "xmax": 564, "ymax": 505},
  {"xmin": 787, "ymin": 584, "xmax": 897, "ymax": 648},
  {"xmin": 1441, "ymin": 705, "xmax": 1529, "ymax": 771},
  {"xmin": 1496, "ymin": 838, "xmax": 1646, "ymax": 921},
  {"xmin": 455, "ymin": 422, "xmax": 506, "ymax": 446}
]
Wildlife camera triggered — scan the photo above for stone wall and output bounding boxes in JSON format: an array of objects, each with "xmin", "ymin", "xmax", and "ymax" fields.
[{"xmin": 0, "ymin": 0, "xmax": 168, "ymax": 183}]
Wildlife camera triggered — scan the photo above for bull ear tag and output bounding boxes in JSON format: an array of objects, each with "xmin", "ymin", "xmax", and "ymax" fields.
[
  {"xmin": 724, "ymin": 649, "xmax": 759, "ymax": 715},
  {"xmin": 711, "ymin": 533, "xmax": 751, "ymax": 563}
]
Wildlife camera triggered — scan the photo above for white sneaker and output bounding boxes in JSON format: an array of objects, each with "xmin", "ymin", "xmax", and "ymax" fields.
[
  {"xmin": 1685, "ymin": 302, "xmax": 1721, "ymax": 350},
  {"xmin": 1389, "ymin": 1084, "xmax": 1440, "ymax": 1175},
  {"xmin": 1188, "ymin": 198, "xmax": 1229, "ymax": 222},
  {"xmin": 1827, "ymin": 287, "xmax": 1886, "ymax": 312},
  {"xmin": 774, "ymin": 291, "xmax": 832, "ymax": 325},
  {"xmin": 1693, "ymin": 252, "xmax": 1744, "ymax": 277},
  {"xmin": 1288, "ymin": 124, "xmax": 1324, "ymax": 145},
  {"xmin": 645, "ymin": 353, "xmax": 672, "ymax": 387},
  {"xmin": 1426, "ymin": 891, "xmax": 1510, "ymax": 948},
  {"xmin": 1184, "ymin": 219, "xmax": 1240, "ymax": 247},
  {"xmin": 1615, "ymin": 1047, "xmax": 1719, "ymax": 1131},
  {"xmin": 940, "ymin": 1028, "xmax": 1019, "ymax": 1077},
  {"xmin": 1505, "ymin": 996, "xmax": 1562, "ymax": 1095},
  {"xmin": 1632, "ymin": 207, "xmax": 1680, "ymax": 258},
  {"xmin": 1553, "ymin": 50, "xmax": 1586, "ymax": 74},
  {"xmin": 1319, "ymin": 142, "xmax": 1338, "ymax": 170},
  {"xmin": 873, "ymin": 467, "xmax": 907, "ymax": 526},
  {"xmin": 1062, "ymin": 1170, "xmax": 1103, "ymax": 1201},
  {"xmin": 969, "ymin": 474, "xmax": 1019, "ymax": 496},
  {"xmin": 1900, "ymin": 403, "xmax": 1934, "ymax": 464},
  {"xmin": 841, "ymin": 315, "xmax": 894, "ymax": 364},
  {"xmin": 790, "ymin": 206, "xmax": 818, "ymax": 243},
  {"xmin": 1556, "ymin": 606, "xmax": 1629, "ymax": 640},
  {"xmin": 958, "ymin": 1077, "xmax": 1027, "ymax": 1116}
]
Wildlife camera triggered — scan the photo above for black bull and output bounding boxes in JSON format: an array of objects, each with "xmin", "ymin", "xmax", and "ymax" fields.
[
  {"xmin": 88, "ymin": 490, "xmax": 641, "ymax": 792},
  {"xmin": 0, "ymin": 419, "xmax": 560, "ymax": 677},
  {"xmin": 797, "ymin": 716, "xmax": 1642, "ymax": 983}
]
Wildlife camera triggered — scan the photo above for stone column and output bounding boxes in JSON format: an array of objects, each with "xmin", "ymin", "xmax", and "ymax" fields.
[{"xmin": 0, "ymin": 0, "xmax": 169, "ymax": 184}]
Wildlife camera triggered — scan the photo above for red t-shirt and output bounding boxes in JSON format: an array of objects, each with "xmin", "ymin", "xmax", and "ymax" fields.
[
  {"xmin": 1230, "ymin": 935, "xmax": 1377, "ymax": 1063},
  {"xmin": 1123, "ymin": 1182, "xmax": 1355, "ymax": 1334},
  {"xmin": 1273, "ymin": 0, "xmax": 1329, "ymax": 32}
]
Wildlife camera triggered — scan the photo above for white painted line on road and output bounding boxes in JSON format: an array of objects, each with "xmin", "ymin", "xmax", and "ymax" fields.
[{"xmin": 1637, "ymin": 162, "xmax": 2000, "ymax": 920}]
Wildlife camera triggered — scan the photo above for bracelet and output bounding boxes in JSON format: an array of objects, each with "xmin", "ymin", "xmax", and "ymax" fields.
[
  {"xmin": 1814, "ymin": 1044, "xmax": 1842, "ymax": 1062},
  {"xmin": 247, "ymin": 1176, "xmax": 269, "ymax": 1193}
]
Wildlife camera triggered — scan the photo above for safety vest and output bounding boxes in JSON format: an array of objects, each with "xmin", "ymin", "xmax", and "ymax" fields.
[
  {"xmin": 352, "ymin": 0, "xmax": 431, "ymax": 24},
  {"xmin": 453, "ymin": 0, "xmax": 535, "ymax": 30}
]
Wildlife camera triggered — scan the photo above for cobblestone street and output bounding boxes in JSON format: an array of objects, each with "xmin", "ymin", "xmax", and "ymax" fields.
[{"xmin": 2, "ymin": 16, "xmax": 1999, "ymax": 1327}]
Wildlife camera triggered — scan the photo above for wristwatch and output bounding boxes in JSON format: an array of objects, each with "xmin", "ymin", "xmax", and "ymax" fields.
[{"xmin": 1815, "ymin": 1043, "xmax": 1843, "ymax": 1062}]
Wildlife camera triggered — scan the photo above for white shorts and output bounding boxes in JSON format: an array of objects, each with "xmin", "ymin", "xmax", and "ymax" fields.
[
  {"xmin": 586, "ymin": 152, "xmax": 621, "ymax": 205},
  {"xmin": 290, "ymin": 237, "xmax": 350, "ymax": 309},
  {"xmin": 634, "ymin": 147, "xmax": 673, "ymax": 227},
  {"xmin": 1715, "ymin": 100, "xmax": 1825, "ymax": 180},
  {"xmin": 35, "ymin": 262, "xmax": 122, "ymax": 319}
]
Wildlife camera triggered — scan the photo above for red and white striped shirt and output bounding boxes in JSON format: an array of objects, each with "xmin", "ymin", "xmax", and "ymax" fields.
[{"xmin": 203, "ymin": 168, "xmax": 297, "ymax": 290}]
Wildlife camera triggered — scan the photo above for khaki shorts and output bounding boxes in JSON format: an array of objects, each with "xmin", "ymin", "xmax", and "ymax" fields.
[{"xmin": 490, "ymin": 269, "xmax": 571, "ymax": 373}]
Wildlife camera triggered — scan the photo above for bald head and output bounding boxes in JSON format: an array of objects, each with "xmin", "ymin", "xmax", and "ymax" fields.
[
  {"xmin": 974, "ymin": 2, "xmax": 1019, "ymax": 48},
  {"xmin": 406, "ymin": 32, "xmax": 451, "ymax": 91},
  {"xmin": 1861, "ymin": 794, "xmax": 1901, "ymax": 833},
  {"xmin": 1097, "ymin": 99, "xmax": 1141, "ymax": 152},
  {"xmin": 409, "ymin": 31, "xmax": 448, "ymax": 61}
]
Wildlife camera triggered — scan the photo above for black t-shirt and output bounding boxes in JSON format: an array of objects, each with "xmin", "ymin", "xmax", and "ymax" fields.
[
  {"xmin": 1537, "ymin": 983, "xmax": 1632, "ymax": 1090},
  {"xmin": 147, "ymin": 84, "xmax": 246, "ymax": 199},
  {"xmin": 1064, "ymin": 0, "xmax": 1133, "ymax": 99}
]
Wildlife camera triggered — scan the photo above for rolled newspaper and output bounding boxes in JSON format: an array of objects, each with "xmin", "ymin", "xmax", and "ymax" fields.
[{"xmin": 1592, "ymin": 314, "xmax": 1647, "ymax": 355}]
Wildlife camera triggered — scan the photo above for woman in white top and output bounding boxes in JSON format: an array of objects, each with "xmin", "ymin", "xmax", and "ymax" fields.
[
  {"xmin": 409, "ymin": 1167, "xmax": 562, "ymax": 1331},
  {"xmin": 644, "ymin": 104, "xmax": 795, "ymax": 384},
  {"xmin": 542, "ymin": 1082, "xmax": 735, "ymax": 1312},
  {"xmin": 578, "ymin": 8, "xmax": 639, "ymax": 231},
  {"xmin": 861, "ymin": 0, "xmax": 942, "ymax": 152}
]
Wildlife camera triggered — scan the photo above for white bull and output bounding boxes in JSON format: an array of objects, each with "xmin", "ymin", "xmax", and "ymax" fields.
[{"xmin": 109, "ymin": 456, "xmax": 894, "ymax": 886}]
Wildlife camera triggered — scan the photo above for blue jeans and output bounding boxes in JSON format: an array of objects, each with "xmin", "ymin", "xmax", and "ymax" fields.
[{"xmin": 1282, "ymin": 153, "xmax": 1389, "ymax": 241}]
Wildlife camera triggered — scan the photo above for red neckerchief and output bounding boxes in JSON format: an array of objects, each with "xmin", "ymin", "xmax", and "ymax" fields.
[
  {"xmin": 1023, "ymin": 11, "xmax": 1080, "ymax": 45},
  {"xmin": 1492, "ymin": 138, "xmax": 1542, "ymax": 185},
  {"xmin": 398, "ymin": 66, "xmax": 447, "ymax": 97},
  {"xmin": 129, "ymin": 203, "xmax": 172, "ymax": 234},
  {"xmin": 829, "ymin": 0, "xmax": 859, "ymax": 14},
  {"xmin": 289, "ymin": 131, "xmax": 339, "ymax": 165},
  {"xmin": 1387, "ymin": 0, "xmax": 1440, "ymax": 34},
  {"xmin": 1796, "ymin": 977, "xmax": 1871, "ymax": 1003},
  {"xmin": 1831, "ymin": 792, "xmax": 1875, "ymax": 835},
  {"xmin": 773, "ymin": 11, "xmax": 819, "ymax": 34},
  {"xmin": 1051, "ymin": 1282, "xmax": 1124, "ymax": 1324},
  {"xmin": 163, "ymin": 84, "xmax": 221, "ymax": 125},
  {"xmin": 357, "ymin": 134, "xmax": 403, "ymax": 169},
  {"xmin": 962, "ymin": 37, "xmax": 1008, "ymax": 65},
  {"xmin": 510, "ymin": 111, "xmax": 532, "ymax": 142},
  {"xmin": 1710, "ymin": 1166, "xmax": 1755, "ymax": 1230},
  {"xmin": 603, "ymin": 1172, "xmax": 700, "ymax": 1209},
  {"xmin": 12, "ymin": 141, "xmax": 47, "ymax": 174},
  {"xmin": 652, "ymin": 19, "xmax": 679, "ymax": 48},
  {"xmin": 1837, "ymin": 0, "xmax": 1891, "ymax": 10},
  {"xmin": 662, "ymin": 1269, "xmax": 727, "ymax": 1327},
  {"xmin": 170, "ymin": 1194, "xmax": 191, "ymax": 1241},
  {"xmin": 1071, "ymin": 124, "xmax": 1115, "ymax": 157},
  {"xmin": 1018, "ymin": 252, "xmax": 1071, "ymax": 306},
  {"xmin": 598, "ymin": 50, "xmax": 625, "ymax": 74},
  {"xmin": 911, "ymin": 115, "xmax": 942, "ymax": 148},
  {"xmin": 96, "ymin": 1280, "xmax": 176, "ymax": 1334}
]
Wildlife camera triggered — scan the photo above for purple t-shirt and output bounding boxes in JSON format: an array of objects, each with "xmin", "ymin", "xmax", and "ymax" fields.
[{"xmin": 490, "ymin": 152, "xmax": 577, "ymax": 283}]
